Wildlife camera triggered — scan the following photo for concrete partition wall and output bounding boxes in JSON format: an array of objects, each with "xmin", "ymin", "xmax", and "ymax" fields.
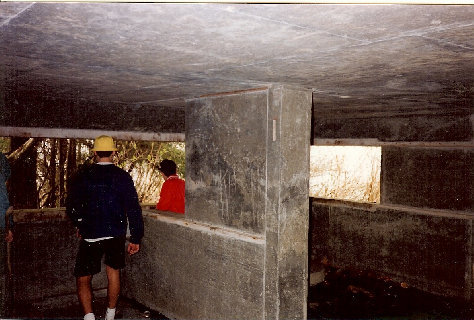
[
  {"xmin": 311, "ymin": 100, "xmax": 474, "ymax": 300},
  {"xmin": 10, "ymin": 210, "xmax": 108, "ymax": 312},
  {"xmin": 122, "ymin": 212, "xmax": 265, "ymax": 320},
  {"xmin": 123, "ymin": 85, "xmax": 312, "ymax": 319}
]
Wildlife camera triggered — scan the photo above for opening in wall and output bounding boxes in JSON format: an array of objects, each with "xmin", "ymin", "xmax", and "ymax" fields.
[
  {"xmin": 310, "ymin": 145, "xmax": 381, "ymax": 203},
  {"xmin": 0, "ymin": 136, "xmax": 185, "ymax": 209}
]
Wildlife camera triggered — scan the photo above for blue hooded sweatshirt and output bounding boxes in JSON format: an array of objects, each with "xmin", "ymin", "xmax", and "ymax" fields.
[{"xmin": 0, "ymin": 153, "xmax": 12, "ymax": 229}]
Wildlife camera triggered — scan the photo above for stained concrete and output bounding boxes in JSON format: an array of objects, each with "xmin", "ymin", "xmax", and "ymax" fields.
[
  {"xmin": 264, "ymin": 85, "xmax": 311, "ymax": 320},
  {"xmin": 313, "ymin": 105, "xmax": 473, "ymax": 142},
  {"xmin": 122, "ymin": 211, "xmax": 265, "ymax": 320},
  {"xmin": 184, "ymin": 85, "xmax": 311, "ymax": 319},
  {"xmin": 1, "ymin": 4, "xmax": 473, "ymax": 135},
  {"xmin": 186, "ymin": 89, "xmax": 268, "ymax": 234},
  {"xmin": 13, "ymin": 290, "xmax": 168, "ymax": 319},
  {"xmin": 5, "ymin": 84, "xmax": 312, "ymax": 320},
  {"xmin": 11, "ymin": 210, "xmax": 107, "ymax": 311},
  {"xmin": 1, "ymin": 94, "xmax": 185, "ymax": 133},
  {"xmin": 310, "ymin": 141, "xmax": 474, "ymax": 302},
  {"xmin": 310, "ymin": 200, "xmax": 472, "ymax": 299},
  {"xmin": 381, "ymin": 146, "xmax": 473, "ymax": 211},
  {"xmin": 0, "ymin": 2, "xmax": 472, "ymax": 317}
]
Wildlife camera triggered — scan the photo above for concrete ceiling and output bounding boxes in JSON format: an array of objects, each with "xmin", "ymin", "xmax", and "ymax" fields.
[{"xmin": 0, "ymin": 2, "xmax": 473, "ymax": 134}]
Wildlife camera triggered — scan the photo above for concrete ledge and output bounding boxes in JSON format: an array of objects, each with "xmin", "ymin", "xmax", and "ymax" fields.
[
  {"xmin": 311, "ymin": 199, "xmax": 472, "ymax": 299},
  {"xmin": 313, "ymin": 138, "xmax": 474, "ymax": 148},
  {"xmin": 13, "ymin": 204, "xmax": 160, "ymax": 222},
  {"xmin": 12, "ymin": 208, "xmax": 68, "ymax": 222},
  {"xmin": 123, "ymin": 211, "xmax": 265, "ymax": 320},
  {"xmin": 145, "ymin": 210, "xmax": 264, "ymax": 244}
]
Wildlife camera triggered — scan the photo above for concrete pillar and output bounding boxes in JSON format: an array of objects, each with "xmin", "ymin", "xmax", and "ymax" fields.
[
  {"xmin": 185, "ymin": 84, "xmax": 311, "ymax": 319},
  {"xmin": 264, "ymin": 85, "xmax": 311, "ymax": 319}
]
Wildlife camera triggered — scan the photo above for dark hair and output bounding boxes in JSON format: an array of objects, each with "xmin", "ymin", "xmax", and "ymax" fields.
[
  {"xmin": 96, "ymin": 151, "xmax": 113, "ymax": 158},
  {"xmin": 158, "ymin": 159, "xmax": 177, "ymax": 177}
]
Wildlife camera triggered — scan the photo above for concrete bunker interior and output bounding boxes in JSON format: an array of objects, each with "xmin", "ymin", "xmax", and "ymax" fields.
[{"xmin": 1, "ymin": 3, "xmax": 473, "ymax": 319}]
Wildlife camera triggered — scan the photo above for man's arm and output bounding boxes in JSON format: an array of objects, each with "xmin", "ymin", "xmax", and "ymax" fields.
[
  {"xmin": 0, "ymin": 153, "xmax": 10, "ymax": 181},
  {"xmin": 123, "ymin": 174, "xmax": 144, "ymax": 245},
  {"xmin": 4, "ymin": 206, "xmax": 13, "ymax": 242},
  {"xmin": 65, "ymin": 173, "xmax": 83, "ymax": 229},
  {"xmin": 127, "ymin": 243, "xmax": 140, "ymax": 255}
]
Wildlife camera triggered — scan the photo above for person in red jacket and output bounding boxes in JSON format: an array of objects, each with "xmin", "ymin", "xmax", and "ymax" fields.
[{"xmin": 156, "ymin": 159, "xmax": 185, "ymax": 214}]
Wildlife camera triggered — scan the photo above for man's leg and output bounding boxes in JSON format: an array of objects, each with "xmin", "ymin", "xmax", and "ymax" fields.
[
  {"xmin": 106, "ymin": 265, "xmax": 120, "ymax": 309},
  {"xmin": 103, "ymin": 237, "xmax": 125, "ymax": 320},
  {"xmin": 76, "ymin": 275, "xmax": 94, "ymax": 315},
  {"xmin": 105, "ymin": 266, "xmax": 120, "ymax": 320}
]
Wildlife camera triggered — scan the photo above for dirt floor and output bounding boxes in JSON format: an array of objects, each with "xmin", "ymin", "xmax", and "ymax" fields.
[
  {"xmin": 9, "ymin": 267, "xmax": 472, "ymax": 319},
  {"xmin": 308, "ymin": 266, "xmax": 473, "ymax": 320},
  {"xmin": 10, "ymin": 295, "xmax": 168, "ymax": 320}
]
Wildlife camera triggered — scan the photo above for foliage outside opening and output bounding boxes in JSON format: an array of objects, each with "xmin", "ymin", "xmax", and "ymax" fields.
[
  {"xmin": 1, "ymin": 137, "xmax": 185, "ymax": 209},
  {"xmin": 310, "ymin": 146, "xmax": 381, "ymax": 203}
]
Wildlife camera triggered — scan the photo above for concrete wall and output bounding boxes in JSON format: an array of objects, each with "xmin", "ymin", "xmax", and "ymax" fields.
[
  {"xmin": 124, "ymin": 85, "xmax": 312, "ymax": 319},
  {"xmin": 185, "ymin": 89, "xmax": 268, "ymax": 234},
  {"xmin": 382, "ymin": 147, "xmax": 473, "ymax": 211},
  {"xmin": 122, "ymin": 212, "xmax": 265, "ymax": 320},
  {"xmin": 1, "ymin": 93, "xmax": 185, "ymax": 134},
  {"xmin": 311, "ymin": 200, "xmax": 472, "ymax": 298},
  {"xmin": 11, "ymin": 209, "xmax": 107, "ymax": 311},
  {"xmin": 313, "ymin": 103, "xmax": 472, "ymax": 142},
  {"xmin": 311, "ymin": 101, "xmax": 474, "ymax": 300}
]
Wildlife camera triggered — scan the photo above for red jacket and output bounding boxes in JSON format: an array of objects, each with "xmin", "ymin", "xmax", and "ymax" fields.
[{"xmin": 156, "ymin": 175, "xmax": 185, "ymax": 214}]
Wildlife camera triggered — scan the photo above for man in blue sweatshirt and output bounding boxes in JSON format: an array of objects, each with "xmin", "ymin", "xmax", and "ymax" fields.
[
  {"xmin": 0, "ymin": 152, "xmax": 13, "ymax": 318},
  {"xmin": 66, "ymin": 135, "xmax": 144, "ymax": 320}
]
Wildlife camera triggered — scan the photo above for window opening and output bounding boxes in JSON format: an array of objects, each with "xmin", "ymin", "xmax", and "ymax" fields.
[
  {"xmin": 310, "ymin": 145, "xmax": 381, "ymax": 203},
  {"xmin": 0, "ymin": 137, "xmax": 185, "ymax": 209}
]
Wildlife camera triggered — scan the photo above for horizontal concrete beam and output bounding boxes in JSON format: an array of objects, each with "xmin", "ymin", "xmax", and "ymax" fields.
[
  {"xmin": 313, "ymin": 138, "xmax": 474, "ymax": 148},
  {"xmin": 312, "ymin": 103, "xmax": 472, "ymax": 142},
  {"xmin": 0, "ymin": 126, "xmax": 185, "ymax": 142}
]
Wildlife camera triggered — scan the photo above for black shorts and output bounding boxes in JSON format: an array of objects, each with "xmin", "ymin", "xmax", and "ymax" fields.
[{"xmin": 74, "ymin": 237, "xmax": 126, "ymax": 277}]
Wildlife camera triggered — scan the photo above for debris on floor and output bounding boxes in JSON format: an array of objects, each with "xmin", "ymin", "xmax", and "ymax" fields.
[{"xmin": 308, "ymin": 266, "xmax": 472, "ymax": 319}]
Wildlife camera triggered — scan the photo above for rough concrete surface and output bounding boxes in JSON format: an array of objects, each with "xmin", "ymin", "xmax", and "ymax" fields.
[
  {"xmin": 1, "ymin": 4, "xmax": 472, "ymax": 134},
  {"xmin": 381, "ymin": 146, "xmax": 473, "ymax": 211},
  {"xmin": 186, "ymin": 89, "xmax": 268, "ymax": 234},
  {"xmin": 184, "ymin": 85, "xmax": 311, "ymax": 319},
  {"xmin": 122, "ymin": 212, "xmax": 265, "ymax": 320},
  {"xmin": 311, "ymin": 200, "xmax": 472, "ymax": 299},
  {"xmin": 264, "ymin": 85, "xmax": 311, "ymax": 320},
  {"xmin": 11, "ymin": 211, "xmax": 107, "ymax": 311},
  {"xmin": 313, "ymin": 105, "xmax": 473, "ymax": 142}
]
